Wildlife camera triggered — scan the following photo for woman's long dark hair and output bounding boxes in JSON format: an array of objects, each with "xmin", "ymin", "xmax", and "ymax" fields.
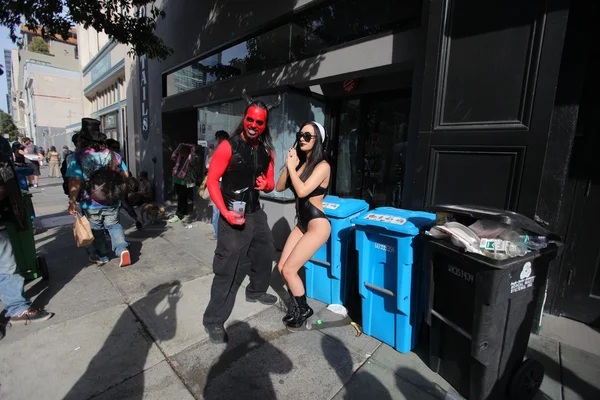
[
  {"xmin": 232, "ymin": 101, "xmax": 274, "ymax": 153},
  {"xmin": 76, "ymin": 137, "xmax": 106, "ymax": 165},
  {"xmin": 296, "ymin": 121, "xmax": 328, "ymax": 182}
]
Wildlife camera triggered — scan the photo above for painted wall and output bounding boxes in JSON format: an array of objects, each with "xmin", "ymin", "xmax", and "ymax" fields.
[
  {"xmin": 24, "ymin": 65, "xmax": 83, "ymax": 146},
  {"xmin": 77, "ymin": 26, "xmax": 110, "ymax": 68}
]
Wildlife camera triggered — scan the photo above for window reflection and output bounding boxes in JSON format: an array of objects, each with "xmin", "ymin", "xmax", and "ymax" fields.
[
  {"xmin": 363, "ymin": 98, "xmax": 410, "ymax": 208},
  {"xmin": 292, "ymin": 0, "xmax": 420, "ymax": 60},
  {"xmin": 165, "ymin": 0, "xmax": 420, "ymax": 97},
  {"xmin": 196, "ymin": 93, "xmax": 324, "ymax": 200},
  {"xmin": 335, "ymin": 99, "xmax": 361, "ymax": 197}
]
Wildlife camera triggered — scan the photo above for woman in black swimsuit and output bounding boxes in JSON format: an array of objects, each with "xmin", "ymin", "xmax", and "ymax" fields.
[{"xmin": 275, "ymin": 121, "xmax": 331, "ymax": 328}]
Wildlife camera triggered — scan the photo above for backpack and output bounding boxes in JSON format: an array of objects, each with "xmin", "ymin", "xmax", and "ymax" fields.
[{"xmin": 86, "ymin": 151, "xmax": 127, "ymax": 206}]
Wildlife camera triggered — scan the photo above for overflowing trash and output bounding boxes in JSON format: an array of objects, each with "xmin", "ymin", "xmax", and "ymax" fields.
[{"xmin": 427, "ymin": 215, "xmax": 549, "ymax": 260}]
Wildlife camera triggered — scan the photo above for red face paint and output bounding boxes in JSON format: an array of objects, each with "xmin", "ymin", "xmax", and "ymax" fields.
[{"xmin": 243, "ymin": 106, "xmax": 267, "ymax": 139}]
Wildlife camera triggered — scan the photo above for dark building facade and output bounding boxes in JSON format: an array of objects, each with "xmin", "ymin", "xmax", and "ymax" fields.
[{"xmin": 129, "ymin": 0, "xmax": 599, "ymax": 326}]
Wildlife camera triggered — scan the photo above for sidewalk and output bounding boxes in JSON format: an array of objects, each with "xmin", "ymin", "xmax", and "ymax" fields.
[{"xmin": 1, "ymin": 175, "xmax": 599, "ymax": 400}]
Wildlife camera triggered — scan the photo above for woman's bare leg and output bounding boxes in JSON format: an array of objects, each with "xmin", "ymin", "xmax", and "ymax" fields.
[
  {"xmin": 278, "ymin": 226, "xmax": 304, "ymax": 278},
  {"xmin": 282, "ymin": 220, "xmax": 331, "ymax": 296}
]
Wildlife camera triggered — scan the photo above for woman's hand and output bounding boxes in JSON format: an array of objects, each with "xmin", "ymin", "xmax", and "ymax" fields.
[{"xmin": 286, "ymin": 147, "xmax": 299, "ymax": 170}]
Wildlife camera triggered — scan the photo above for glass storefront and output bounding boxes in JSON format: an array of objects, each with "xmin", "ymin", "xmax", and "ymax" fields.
[
  {"xmin": 197, "ymin": 92, "xmax": 325, "ymax": 201},
  {"xmin": 166, "ymin": 0, "xmax": 420, "ymax": 96},
  {"xmin": 101, "ymin": 112, "xmax": 118, "ymax": 140},
  {"xmin": 333, "ymin": 93, "xmax": 410, "ymax": 208}
]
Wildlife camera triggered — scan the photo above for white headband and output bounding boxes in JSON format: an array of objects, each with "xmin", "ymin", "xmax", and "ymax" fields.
[{"xmin": 313, "ymin": 121, "xmax": 326, "ymax": 143}]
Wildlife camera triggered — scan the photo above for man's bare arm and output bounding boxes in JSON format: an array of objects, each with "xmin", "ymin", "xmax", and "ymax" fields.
[{"xmin": 68, "ymin": 177, "xmax": 82, "ymax": 215}]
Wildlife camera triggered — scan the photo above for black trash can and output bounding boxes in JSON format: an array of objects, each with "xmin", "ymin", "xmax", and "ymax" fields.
[{"xmin": 422, "ymin": 205, "xmax": 562, "ymax": 400}]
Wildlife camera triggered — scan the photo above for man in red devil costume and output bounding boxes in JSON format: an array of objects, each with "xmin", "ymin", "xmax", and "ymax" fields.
[{"xmin": 203, "ymin": 93, "xmax": 280, "ymax": 343}]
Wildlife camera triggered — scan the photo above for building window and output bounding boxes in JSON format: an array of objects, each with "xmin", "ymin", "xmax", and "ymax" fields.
[
  {"xmin": 165, "ymin": 0, "xmax": 420, "ymax": 97},
  {"xmin": 197, "ymin": 92, "xmax": 325, "ymax": 201}
]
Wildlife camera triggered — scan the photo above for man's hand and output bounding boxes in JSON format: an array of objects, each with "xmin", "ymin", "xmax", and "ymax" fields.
[
  {"xmin": 222, "ymin": 210, "xmax": 245, "ymax": 226},
  {"xmin": 68, "ymin": 201, "xmax": 78, "ymax": 216},
  {"xmin": 255, "ymin": 174, "xmax": 268, "ymax": 191}
]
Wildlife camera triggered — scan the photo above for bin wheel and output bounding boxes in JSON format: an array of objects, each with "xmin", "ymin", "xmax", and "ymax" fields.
[
  {"xmin": 508, "ymin": 359, "xmax": 544, "ymax": 400},
  {"xmin": 37, "ymin": 256, "xmax": 49, "ymax": 280}
]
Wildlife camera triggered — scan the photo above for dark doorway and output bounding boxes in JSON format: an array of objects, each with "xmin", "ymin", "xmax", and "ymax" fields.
[
  {"xmin": 332, "ymin": 90, "xmax": 411, "ymax": 209},
  {"xmin": 556, "ymin": 5, "xmax": 600, "ymax": 326},
  {"xmin": 560, "ymin": 180, "xmax": 600, "ymax": 327}
]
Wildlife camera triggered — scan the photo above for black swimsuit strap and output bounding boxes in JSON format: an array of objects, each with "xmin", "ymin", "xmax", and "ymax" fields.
[{"xmin": 309, "ymin": 185, "xmax": 327, "ymax": 197}]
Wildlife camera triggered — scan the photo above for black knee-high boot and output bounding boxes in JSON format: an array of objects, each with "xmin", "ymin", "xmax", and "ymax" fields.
[
  {"xmin": 286, "ymin": 294, "xmax": 314, "ymax": 328},
  {"xmin": 282, "ymin": 288, "xmax": 296, "ymax": 323}
]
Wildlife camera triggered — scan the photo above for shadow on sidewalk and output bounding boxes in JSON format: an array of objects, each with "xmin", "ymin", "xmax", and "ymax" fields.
[
  {"xmin": 322, "ymin": 335, "xmax": 392, "ymax": 399},
  {"xmin": 202, "ymin": 321, "xmax": 293, "ymax": 399},
  {"xmin": 25, "ymin": 210, "xmax": 169, "ymax": 310},
  {"xmin": 528, "ymin": 346, "xmax": 600, "ymax": 400},
  {"xmin": 63, "ymin": 281, "xmax": 182, "ymax": 400}
]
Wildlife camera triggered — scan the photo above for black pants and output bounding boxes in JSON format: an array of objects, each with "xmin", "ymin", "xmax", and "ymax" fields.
[
  {"xmin": 174, "ymin": 183, "xmax": 193, "ymax": 218},
  {"xmin": 203, "ymin": 209, "xmax": 274, "ymax": 327}
]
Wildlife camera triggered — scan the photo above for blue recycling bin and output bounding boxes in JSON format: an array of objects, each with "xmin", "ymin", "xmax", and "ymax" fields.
[
  {"xmin": 354, "ymin": 207, "xmax": 435, "ymax": 353},
  {"xmin": 304, "ymin": 195, "xmax": 369, "ymax": 305}
]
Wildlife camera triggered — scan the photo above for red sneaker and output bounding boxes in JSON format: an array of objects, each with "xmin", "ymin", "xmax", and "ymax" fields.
[
  {"xmin": 119, "ymin": 250, "xmax": 131, "ymax": 268},
  {"xmin": 10, "ymin": 308, "xmax": 54, "ymax": 325}
]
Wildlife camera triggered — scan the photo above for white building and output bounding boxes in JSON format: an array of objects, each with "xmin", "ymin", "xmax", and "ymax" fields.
[
  {"xmin": 22, "ymin": 62, "xmax": 83, "ymax": 149},
  {"xmin": 8, "ymin": 26, "xmax": 81, "ymax": 145},
  {"xmin": 76, "ymin": 26, "xmax": 133, "ymax": 163}
]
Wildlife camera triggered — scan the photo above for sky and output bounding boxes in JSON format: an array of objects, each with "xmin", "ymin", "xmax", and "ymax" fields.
[{"xmin": 1, "ymin": 26, "xmax": 18, "ymax": 114}]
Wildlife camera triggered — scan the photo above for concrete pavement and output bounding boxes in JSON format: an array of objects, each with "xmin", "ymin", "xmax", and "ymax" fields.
[{"xmin": 1, "ymin": 173, "xmax": 599, "ymax": 400}]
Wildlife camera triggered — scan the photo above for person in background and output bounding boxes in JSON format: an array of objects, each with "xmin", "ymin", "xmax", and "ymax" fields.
[
  {"xmin": 67, "ymin": 118, "xmax": 131, "ymax": 267},
  {"xmin": 169, "ymin": 143, "xmax": 201, "ymax": 223},
  {"xmin": 46, "ymin": 146, "xmax": 61, "ymax": 178},
  {"xmin": 0, "ymin": 136, "xmax": 54, "ymax": 337},
  {"xmin": 22, "ymin": 138, "xmax": 41, "ymax": 188},
  {"xmin": 105, "ymin": 138, "xmax": 143, "ymax": 230},
  {"xmin": 62, "ymin": 145, "xmax": 72, "ymax": 162},
  {"xmin": 12, "ymin": 142, "xmax": 25, "ymax": 164},
  {"xmin": 38, "ymin": 148, "xmax": 46, "ymax": 166},
  {"xmin": 128, "ymin": 171, "xmax": 152, "ymax": 206},
  {"xmin": 61, "ymin": 133, "xmax": 80, "ymax": 196},
  {"xmin": 207, "ymin": 130, "xmax": 231, "ymax": 240}
]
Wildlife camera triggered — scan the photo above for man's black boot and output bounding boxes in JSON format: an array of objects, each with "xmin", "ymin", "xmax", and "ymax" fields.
[
  {"xmin": 286, "ymin": 295, "xmax": 314, "ymax": 329},
  {"xmin": 204, "ymin": 325, "xmax": 228, "ymax": 344},
  {"xmin": 246, "ymin": 292, "xmax": 278, "ymax": 305}
]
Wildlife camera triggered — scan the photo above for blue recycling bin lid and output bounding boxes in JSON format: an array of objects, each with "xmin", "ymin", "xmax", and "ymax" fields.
[
  {"xmin": 322, "ymin": 195, "xmax": 369, "ymax": 219},
  {"xmin": 353, "ymin": 207, "xmax": 436, "ymax": 236}
]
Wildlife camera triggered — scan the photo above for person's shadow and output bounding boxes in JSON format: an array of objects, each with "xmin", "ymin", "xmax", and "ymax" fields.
[
  {"xmin": 203, "ymin": 321, "xmax": 293, "ymax": 400},
  {"xmin": 321, "ymin": 335, "xmax": 392, "ymax": 399},
  {"xmin": 63, "ymin": 281, "xmax": 182, "ymax": 400}
]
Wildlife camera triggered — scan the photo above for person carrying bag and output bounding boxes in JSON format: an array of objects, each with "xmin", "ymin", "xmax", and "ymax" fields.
[{"xmin": 73, "ymin": 213, "xmax": 94, "ymax": 247}]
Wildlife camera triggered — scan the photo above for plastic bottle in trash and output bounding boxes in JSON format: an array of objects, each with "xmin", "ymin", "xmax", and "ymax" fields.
[
  {"xmin": 500, "ymin": 230, "xmax": 548, "ymax": 250},
  {"xmin": 505, "ymin": 241, "xmax": 527, "ymax": 257},
  {"xmin": 480, "ymin": 238, "xmax": 527, "ymax": 258}
]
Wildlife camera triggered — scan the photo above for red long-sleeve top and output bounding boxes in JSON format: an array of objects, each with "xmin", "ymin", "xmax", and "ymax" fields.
[{"xmin": 207, "ymin": 140, "xmax": 275, "ymax": 216}]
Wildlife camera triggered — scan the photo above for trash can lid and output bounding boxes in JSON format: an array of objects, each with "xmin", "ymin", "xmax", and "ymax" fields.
[
  {"xmin": 353, "ymin": 207, "xmax": 436, "ymax": 235},
  {"xmin": 428, "ymin": 204, "xmax": 551, "ymax": 236},
  {"xmin": 322, "ymin": 195, "xmax": 369, "ymax": 219}
]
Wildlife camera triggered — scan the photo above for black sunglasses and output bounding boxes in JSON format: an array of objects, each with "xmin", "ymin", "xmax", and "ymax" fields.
[{"xmin": 296, "ymin": 131, "xmax": 316, "ymax": 142}]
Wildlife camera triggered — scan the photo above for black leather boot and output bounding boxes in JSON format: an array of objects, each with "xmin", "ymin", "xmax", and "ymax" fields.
[
  {"xmin": 286, "ymin": 295, "xmax": 314, "ymax": 328},
  {"xmin": 282, "ymin": 289, "xmax": 296, "ymax": 323}
]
